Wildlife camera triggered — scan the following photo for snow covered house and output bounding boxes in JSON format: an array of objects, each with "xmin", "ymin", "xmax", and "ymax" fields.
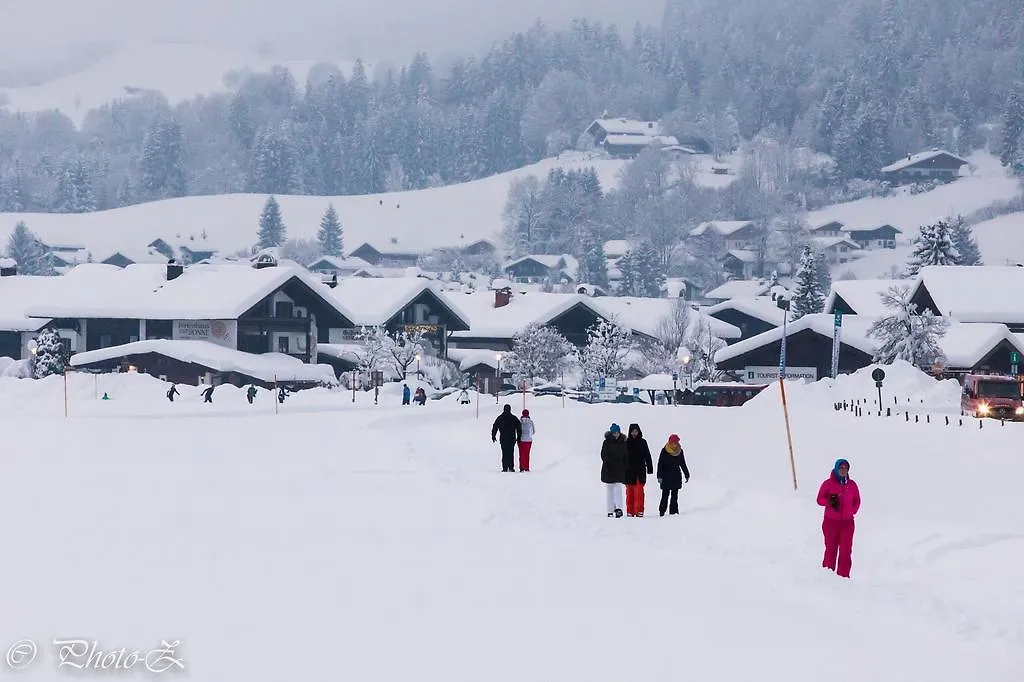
[
  {"xmin": 690, "ymin": 221, "xmax": 758, "ymax": 251},
  {"xmin": 0, "ymin": 257, "xmax": 16, "ymax": 277},
  {"xmin": 720, "ymin": 250, "xmax": 758, "ymax": 280},
  {"xmin": 307, "ymin": 255, "xmax": 374, "ymax": 278},
  {"xmin": 0, "ymin": 267, "xmax": 84, "ymax": 360},
  {"xmin": 348, "ymin": 241, "xmax": 420, "ymax": 268},
  {"xmin": 714, "ymin": 314, "xmax": 878, "ymax": 381},
  {"xmin": 22, "ymin": 259, "xmax": 357, "ymax": 368},
  {"xmin": 908, "ymin": 265, "xmax": 1024, "ymax": 332},
  {"xmin": 935, "ymin": 323, "xmax": 1024, "ymax": 377},
  {"xmin": 147, "ymin": 235, "xmax": 217, "ymax": 264},
  {"xmin": 705, "ymin": 298, "xmax": 788, "ymax": 343},
  {"xmin": 811, "ymin": 237, "xmax": 861, "ymax": 265},
  {"xmin": 824, "ymin": 279, "xmax": 906, "ymax": 316},
  {"xmin": 843, "ymin": 224, "xmax": 901, "ymax": 250},
  {"xmin": 702, "ymin": 279, "xmax": 774, "ymax": 304},
  {"xmin": 880, "ymin": 149, "xmax": 968, "ymax": 185},
  {"xmin": 100, "ymin": 246, "xmax": 169, "ymax": 268},
  {"xmin": 809, "ymin": 221, "xmax": 845, "ymax": 238},
  {"xmin": 583, "ymin": 118, "xmax": 681, "ymax": 158},
  {"xmin": 503, "ymin": 255, "xmax": 579, "ymax": 284},
  {"xmin": 69, "ymin": 339, "xmax": 337, "ymax": 389},
  {"xmin": 447, "ymin": 288, "xmax": 612, "ymax": 351},
  {"xmin": 592, "ymin": 297, "xmax": 741, "ymax": 345},
  {"xmin": 326, "ymin": 277, "xmax": 470, "ymax": 356}
]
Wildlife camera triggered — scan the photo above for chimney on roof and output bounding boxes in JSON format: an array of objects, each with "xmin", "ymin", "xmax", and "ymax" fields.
[
  {"xmin": 254, "ymin": 253, "xmax": 277, "ymax": 269},
  {"xmin": 494, "ymin": 286, "xmax": 512, "ymax": 308},
  {"xmin": 647, "ymin": 122, "xmax": 653, "ymax": 129},
  {"xmin": 166, "ymin": 258, "xmax": 184, "ymax": 281}
]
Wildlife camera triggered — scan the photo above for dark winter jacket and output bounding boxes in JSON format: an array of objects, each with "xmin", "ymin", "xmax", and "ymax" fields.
[
  {"xmin": 657, "ymin": 443, "xmax": 690, "ymax": 490},
  {"xmin": 491, "ymin": 407, "xmax": 522, "ymax": 443},
  {"xmin": 624, "ymin": 423, "xmax": 654, "ymax": 485},
  {"xmin": 600, "ymin": 431, "xmax": 629, "ymax": 484}
]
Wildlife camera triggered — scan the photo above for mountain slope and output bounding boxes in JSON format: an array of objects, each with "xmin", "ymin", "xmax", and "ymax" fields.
[{"xmin": 0, "ymin": 42, "xmax": 352, "ymax": 126}]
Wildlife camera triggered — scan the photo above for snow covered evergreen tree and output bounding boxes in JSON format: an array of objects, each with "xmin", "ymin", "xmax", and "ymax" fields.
[
  {"xmin": 790, "ymin": 246, "xmax": 825, "ymax": 319},
  {"xmin": 317, "ymin": 204, "xmax": 344, "ymax": 257},
  {"xmin": 6, "ymin": 221, "xmax": 55, "ymax": 275},
  {"xmin": 139, "ymin": 117, "xmax": 187, "ymax": 199},
  {"xmin": 868, "ymin": 285, "xmax": 948, "ymax": 365},
  {"xmin": 257, "ymin": 196, "xmax": 286, "ymax": 248},
  {"xmin": 247, "ymin": 124, "xmax": 301, "ymax": 195},
  {"xmin": 1000, "ymin": 85, "xmax": 1024, "ymax": 173},
  {"xmin": 630, "ymin": 243, "xmax": 665, "ymax": 297},
  {"xmin": 32, "ymin": 328, "xmax": 66, "ymax": 378},
  {"xmin": 908, "ymin": 219, "xmax": 959, "ymax": 275},
  {"xmin": 577, "ymin": 318, "xmax": 632, "ymax": 391},
  {"xmin": 949, "ymin": 215, "xmax": 982, "ymax": 266},
  {"xmin": 507, "ymin": 324, "xmax": 573, "ymax": 384}
]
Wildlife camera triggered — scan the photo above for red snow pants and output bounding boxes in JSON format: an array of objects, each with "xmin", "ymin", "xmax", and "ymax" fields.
[
  {"xmin": 625, "ymin": 483, "xmax": 646, "ymax": 516},
  {"xmin": 517, "ymin": 441, "xmax": 532, "ymax": 472},
  {"xmin": 822, "ymin": 518, "xmax": 855, "ymax": 578}
]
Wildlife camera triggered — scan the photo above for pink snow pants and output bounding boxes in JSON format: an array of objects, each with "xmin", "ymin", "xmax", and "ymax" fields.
[{"xmin": 822, "ymin": 518, "xmax": 855, "ymax": 578}]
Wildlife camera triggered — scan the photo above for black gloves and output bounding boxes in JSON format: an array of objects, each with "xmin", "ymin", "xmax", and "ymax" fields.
[{"xmin": 828, "ymin": 493, "xmax": 839, "ymax": 511}]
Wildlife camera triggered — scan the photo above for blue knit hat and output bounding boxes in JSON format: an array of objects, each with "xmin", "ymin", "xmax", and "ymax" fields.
[
  {"xmin": 609, "ymin": 423, "xmax": 621, "ymax": 433},
  {"xmin": 833, "ymin": 459, "xmax": 850, "ymax": 478}
]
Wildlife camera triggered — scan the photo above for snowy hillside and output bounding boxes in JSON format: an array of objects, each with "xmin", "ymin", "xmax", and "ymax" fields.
[
  {"xmin": 0, "ymin": 42, "xmax": 353, "ymax": 126},
  {"xmin": 809, "ymin": 153, "xmax": 1021, "ymax": 278},
  {"xmin": 0, "ymin": 371, "xmax": 1020, "ymax": 681},
  {"xmin": 972, "ymin": 212, "xmax": 1024, "ymax": 266},
  {"xmin": 0, "ymin": 153, "xmax": 633, "ymax": 259}
]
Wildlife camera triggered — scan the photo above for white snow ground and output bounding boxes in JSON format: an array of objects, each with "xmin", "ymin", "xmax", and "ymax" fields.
[{"xmin": 0, "ymin": 368, "xmax": 1020, "ymax": 681}]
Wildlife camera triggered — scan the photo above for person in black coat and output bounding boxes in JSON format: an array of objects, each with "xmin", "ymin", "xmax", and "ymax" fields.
[
  {"xmin": 656, "ymin": 433, "xmax": 690, "ymax": 516},
  {"xmin": 601, "ymin": 423, "xmax": 628, "ymax": 517},
  {"xmin": 491, "ymin": 404, "xmax": 522, "ymax": 472},
  {"xmin": 624, "ymin": 423, "xmax": 654, "ymax": 517}
]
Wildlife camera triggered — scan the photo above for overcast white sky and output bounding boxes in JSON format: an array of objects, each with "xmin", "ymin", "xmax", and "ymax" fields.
[{"xmin": 0, "ymin": 0, "xmax": 667, "ymax": 67}]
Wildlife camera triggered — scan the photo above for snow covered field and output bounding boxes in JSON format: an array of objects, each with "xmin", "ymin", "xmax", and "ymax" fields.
[
  {"xmin": 0, "ymin": 370, "xmax": 1020, "ymax": 681},
  {"xmin": 0, "ymin": 153, "xmax": 630, "ymax": 259}
]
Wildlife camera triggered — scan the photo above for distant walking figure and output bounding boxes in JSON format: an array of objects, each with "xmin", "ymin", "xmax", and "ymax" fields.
[
  {"xmin": 817, "ymin": 459, "xmax": 861, "ymax": 578},
  {"xmin": 247, "ymin": 385, "xmax": 257, "ymax": 404},
  {"xmin": 402, "ymin": 383, "xmax": 411, "ymax": 405},
  {"xmin": 518, "ymin": 409, "xmax": 535, "ymax": 472},
  {"xmin": 201, "ymin": 385, "xmax": 215, "ymax": 403},
  {"xmin": 491, "ymin": 404, "xmax": 522, "ymax": 473},
  {"xmin": 166, "ymin": 385, "xmax": 180, "ymax": 402}
]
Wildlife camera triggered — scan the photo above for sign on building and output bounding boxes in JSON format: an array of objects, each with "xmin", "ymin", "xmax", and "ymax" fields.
[
  {"xmin": 744, "ymin": 366, "xmax": 817, "ymax": 383},
  {"xmin": 172, "ymin": 319, "xmax": 237, "ymax": 349}
]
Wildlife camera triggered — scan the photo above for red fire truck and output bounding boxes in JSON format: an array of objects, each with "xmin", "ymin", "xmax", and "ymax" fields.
[{"xmin": 960, "ymin": 374, "xmax": 1024, "ymax": 421}]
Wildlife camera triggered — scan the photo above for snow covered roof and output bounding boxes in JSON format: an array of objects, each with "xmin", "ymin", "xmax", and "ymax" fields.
[
  {"xmin": 0, "ymin": 257, "xmax": 17, "ymax": 269},
  {"xmin": 705, "ymin": 298, "xmax": 788, "ymax": 327},
  {"xmin": 588, "ymin": 118, "xmax": 662, "ymax": 136},
  {"xmin": 603, "ymin": 240, "xmax": 630, "ymax": 258},
  {"xmin": 326, "ymin": 277, "xmax": 470, "ymax": 329},
  {"xmin": 881, "ymin": 149, "xmax": 968, "ymax": 174},
  {"xmin": 690, "ymin": 220, "xmax": 754, "ymax": 237},
  {"xmin": 307, "ymin": 255, "xmax": 373, "ymax": 271},
  {"xmin": 504, "ymin": 254, "xmax": 579, "ymax": 281},
  {"xmin": 938, "ymin": 323, "xmax": 1024, "ymax": 369},
  {"xmin": 725, "ymin": 249, "xmax": 757, "ymax": 263},
  {"xmin": 704, "ymin": 279, "xmax": 771, "ymax": 301},
  {"xmin": 910, "ymin": 266, "xmax": 1024, "ymax": 324},
  {"xmin": 810, "ymin": 220, "xmax": 845, "ymax": 232},
  {"xmin": 841, "ymin": 223, "xmax": 903, "ymax": 234},
  {"xmin": 100, "ymin": 246, "xmax": 168, "ymax": 265},
  {"xmin": 449, "ymin": 290, "xmax": 606, "ymax": 339},
  {"xmin": 812, "ymin": 236, "xmax": 860, "ymax": 250},
  {"xmin": 69, "ymin": 339, "xmax": 336, "ymax": 383},
  {"xmin": 25, "ymin": 262, "xmax": 356, "ymax": 322},
  {"xmin": 715, "ymin": 313, "xmax": 878, "ymax": 365},
  {"xmin": 446, "ymin": 348, "xmax": 501, "ymax": 371},
  {"xmin": 0, "ymin": 274, "xmax": 71, "ymax": 331},
  {"xmin": 603, "ymin": 134, "xmax": 680, "ymax": 147},
  {"xmin": 825, "ymin": 279, "xmax": 906, "ymax": 316},
  {"xmin": 593, "ymin": 297, "xmax": 741, "ymax": 340}
]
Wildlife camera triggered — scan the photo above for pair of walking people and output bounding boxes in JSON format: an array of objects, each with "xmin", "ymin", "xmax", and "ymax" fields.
[
  {"xmin": 491, "ymin": 404, "xmax": 535, "ymax": 472},
  {"xmin": 601, "ymin": 423, "xmax": 689, "ymax": 518}
]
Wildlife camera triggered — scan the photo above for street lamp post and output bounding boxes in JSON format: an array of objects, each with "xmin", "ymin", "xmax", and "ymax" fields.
[{"xmin": 415, "ymin": 353, "xmax": 421, "ymax": 379}]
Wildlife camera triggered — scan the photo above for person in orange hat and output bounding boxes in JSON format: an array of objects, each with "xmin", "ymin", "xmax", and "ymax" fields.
[
  {"xmin": 518, "ymin": 409, "xmax": 535, "ymax": 472},
  {"xmin": 656, "ymin": 434, "xmax": 690, "ymax": 516}
]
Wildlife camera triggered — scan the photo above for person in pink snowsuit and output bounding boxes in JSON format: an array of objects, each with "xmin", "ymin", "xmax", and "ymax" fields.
[{"xmin": 816, "ymin": 458, "xmax": 861, "ymax": 578}]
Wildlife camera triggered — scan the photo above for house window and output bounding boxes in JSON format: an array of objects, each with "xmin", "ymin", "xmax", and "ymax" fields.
[
  {"xmin": 275, "ymin": 301, "xmax": 294, "ymax": 318},
  {"xmin": 278, "ymin": 336, "xmax": 290, "ymax": 353}
]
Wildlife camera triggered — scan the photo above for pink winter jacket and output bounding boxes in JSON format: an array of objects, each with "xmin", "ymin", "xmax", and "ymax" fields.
[{"xmin": 816, "ymin": 474, "xmax": 861, "ymax": 521}]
